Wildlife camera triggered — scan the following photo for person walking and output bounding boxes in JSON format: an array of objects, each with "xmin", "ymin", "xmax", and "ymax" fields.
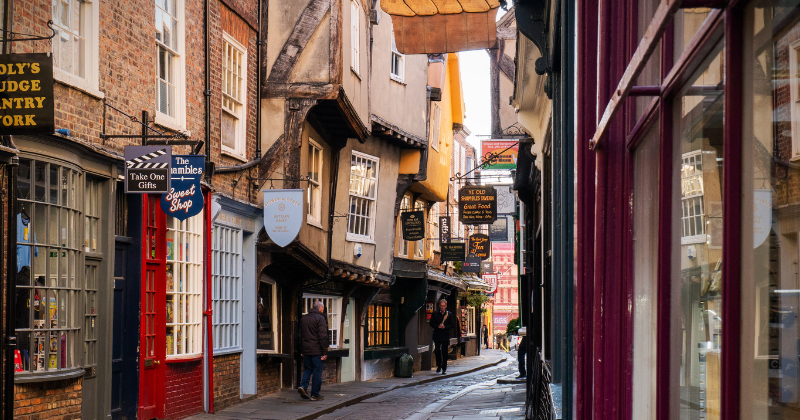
[
  {"xmin": 298, "ymin": 301, "xmax": 328, "ymax": 401},
  {"xmin": 481, "ymin": 324, "xmax": 488, "ymax": 349},
  {"xmin": 429, "ymin": 299, "xmax": 455, "ymax": 374},
  {"xmin": 517, "ymin": 335, "xmax": 528, "ymax": 379}
]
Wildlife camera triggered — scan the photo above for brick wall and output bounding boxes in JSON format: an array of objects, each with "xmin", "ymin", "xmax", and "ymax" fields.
[
  {"xmin": 165, "ymin": 360, "xmax": 204, "ymax": 420},
  {"xmin": 213, "ymin": 353, "xmax": 241, "ymax": 411},
  {"xmin": 13, "ymin": 377, "xmax": 82, "ymax": 420},
  {"xmin": 299, "ymin": 357, "xmax": 340, "ymax": 387},
  {"xmin": 256, "ymin": 358, "xmax": 281, "ymax": 397}
]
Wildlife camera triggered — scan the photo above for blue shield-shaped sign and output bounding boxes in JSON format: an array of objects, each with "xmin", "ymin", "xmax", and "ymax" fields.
[
  {"xmin": 263, "ymin": 189, "xmax": 304, "ymax": 247},
  {"xmin": 161, "ymin": 155, "xmax": 205, "ymax": 221}
]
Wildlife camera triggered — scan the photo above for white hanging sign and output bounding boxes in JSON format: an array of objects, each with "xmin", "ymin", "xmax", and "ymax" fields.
[
  {"xmin": 753, "ymin": 189, "xmax": 772, "ymax": 249},
  {"xmin": 263, "ymin": 189, "xmax": 304, "ymax": 247}
]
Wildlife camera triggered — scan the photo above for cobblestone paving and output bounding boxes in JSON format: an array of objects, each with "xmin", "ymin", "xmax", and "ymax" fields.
[{"xmin": 317, "ymin": 356, "xmax": 524, "ymax": 420}]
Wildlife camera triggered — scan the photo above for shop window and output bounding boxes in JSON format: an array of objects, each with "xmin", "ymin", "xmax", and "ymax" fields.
[
  {"xmin": 390, "ymin": 27, "xmax": 404, "ymax": 82},
  {"xmin": 414, "ymin": 199, "xmax": 425, "ymax": 258},
  {"xmin": 399, "ymin": 195, "xmax": 411, "ymax": 257},
  {"xmin": 221, "ymin": 33, "xmax": 247, "ymax": 158},
  {"xmin": 257, "ymin": 278, "xmax": 278, "ymax": 353},
  {"xmin": 302, "ymin": 295, "xmax": 341, "ymax": 349},
  {"xmin": 680, "ymin": 151, "xmax": 706, "ymax": 244},
  {"xmin": 52, "ymin": 0, "xmax": 100, "ymax": 94},
  {"xmin": 367, "ymin": 304, "xmax": 390, "ymax": 347},
  {"xmin": 790, "ymin": 40, "xmax": 800, "ymax": 159},
  {"xmin": 212, "ymin": 225, "xmax": 242, "ymax": 353},
  {"xmin": 430, "ymin": 102, "xmax": 442, "ymax": 152},
  {"xmin": 347, "ymin": 152, "xmax": 379, "ymax": 242},
  {"xmin": 673, "ymin": 44, "xmax": 724, "ymax": 420},
  {"xmin": 166, "ymin": 212, "xmax": 203, "ymax": 357},
  {"xmin": 465, "ymin": 306, "xmax": 476, "ymax": 337},
  {"xmin": 155, "ymin": 0, "xmax": 186, "ymax": 129},
  {"xmin": 350, "ymin": 0, "xmax": 360, "ymax": 75},
  {"xmin": 307, "ymin": 139, "xmax": 323, "ymax": 226},
  {"xmin": 15, "ymin": 158, "xmax": 85, "ymax": 373}
]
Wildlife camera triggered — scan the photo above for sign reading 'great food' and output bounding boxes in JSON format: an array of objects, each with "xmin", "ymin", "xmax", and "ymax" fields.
[
  {"xmin": 0, "ymin": 53, "xmax": 54, "ymax": 135},
  {"xmin": 263, "ymin": 189, "xmax": 303, "ymax": 247},
  {"xmin": 459, "ymin": 186, "xmax": 497, "ymax": 225}
]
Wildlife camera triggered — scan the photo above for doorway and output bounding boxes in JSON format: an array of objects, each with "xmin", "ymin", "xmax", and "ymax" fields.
[{"xmin": 341, "ymin": 298, "xmax": 356, "ymax": 382}]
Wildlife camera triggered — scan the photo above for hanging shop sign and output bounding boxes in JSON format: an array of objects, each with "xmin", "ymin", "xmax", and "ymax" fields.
[
  {"xmin": 753, "ymin": 189, "xmax": 772, "ymax": 249},
  {"xmin": 441, "ymin": 242, "xmax": 466, "ymax": 262},
  {"xmin": 0, "ymin": 53, "xmax": 54, "ymax": 135},
  {"xmin": 495, "ymin": 186, "xmax": 517, "ymax": 214},
  {"xmin": 401, "ymin": 210, "xmax": 425, "ymax": 241},
  {"xmin": 125, "ymin": 146, "xmax": 171, "ymax": 193},
  {"xmin": 481, "ymin": 260, "xmax": 494, "ymax": 273},
  {"xmin": 481, "ymin": 140, "xmax": 519, "ymax": 170},
  {"xmin": 482, "ymin": 273, "xmax": 498, "ymax": 294},
  {"xmin": 439, "ymin": 216, "xmax": 451, "ymax": 244},
  {"xmin": 463, "ymin": 253, "xmax": 481, "ymax": 273},
  {"xmin": 425, "ymin": 302, "xmax": 435, "ymax": 320},
  {"xmin": 160, "ymin": 155, "xmax": 204, "ymax": 220},
  {"xmin": 263, "ymin": 189, "xmax": 304, "ymax": 247},
  {"xmin": 468, "ymin": 234, "xmax": 491, "ymax": 260},
  {"xmin": 459, "ymin": 186, "xmax": 497, "ymax": 225}
]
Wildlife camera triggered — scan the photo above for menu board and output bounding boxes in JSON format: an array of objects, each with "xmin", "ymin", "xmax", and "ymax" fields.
[{"xmin": 459, "ymin": 186, "xmax": 497, "ymax": 225}]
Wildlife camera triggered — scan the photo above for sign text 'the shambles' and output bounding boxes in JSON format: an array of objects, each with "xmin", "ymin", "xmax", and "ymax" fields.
[{"xmin": 0, "ymin": 54, "xmax": 54, "ymax": 134}]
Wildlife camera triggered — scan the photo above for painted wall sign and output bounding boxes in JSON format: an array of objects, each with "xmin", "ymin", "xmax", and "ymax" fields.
[
  {"xmin": 263, "ymin": 189, "xmax": 303, "ymax": 247},
  {"xmin": 463, "ymin": 253, "xmax": 481, "ymax": 272},
  {"xmin": 0, "ymin": 53, "xmax": 54, "ymax": 135},
  {"xmin": 482, "ymin": 273, "xmax": 498, "ymax": 294},
  {"xmin": 753, "ymin": 189, "xmax": 772, "ymax": 249},
  {"xmin": 459, "ymin": 186, "xmax": 497, "ymax": 225},
  {"xmin": 481, "ymin": 140, "xmax": 519, "ymax": 170},
  {"xmin": 441, "ymin": 243, "xmax": 466, "ymax": 262},
  {"xmin": 124, "ymin": 146, "xmax": 171, "ymax": 193},
  {"xmin": 161, "ymin": 155, "xmax": 204, "ymax": 220},
  {"xmin": 401, "ymin": 210, "xmax": 425, "ymax": 241},
  {"xmin": 439, "ymin": 216, "xmax": 451, "ymax": 244},
  {"xmin": 215, "ymin": 210, "xmax": 256, "ymax": 232},
  {"xmin": 468, "ymin": 234, "xmax": 491, "ymax": 260}
]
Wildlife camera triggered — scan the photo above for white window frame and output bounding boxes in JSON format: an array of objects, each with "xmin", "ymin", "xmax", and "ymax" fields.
[
  {"xmin": 680, "ymin": 151, "xmax": 706, "ymax": 245},
  {"xmin": 347, "ymin": 151, "xmax": 379, "ymax": 243},
  {"xmin": 257, "ymin": 276, "xmax": 278, "ymax": 354},
  {"xmin": 155, "ymin": 0, "xmax": 187, "ymax": 131},
  {"xmin": 52, "ymin": 0, "xmax": 103, "ymax": 98},
  {"xmin": 413, "ymin": 199, "xmax": 425, "ymax": 259},
  {"xmin": 790, "ymin": 40, "xmax": 800, "ymax": 159},
  {"xmin": 466, "ymin": 306, "xmax": 476, "ymax": 337},
  {"xmin": 211, "ymin": 224, "xmax": 243, "ymax": 354},
  {"xmin": 302, "ymin": 294, "xmax": 341, "ymax": 349},
  {"xmin": 390, "ymin": 26, "xmax": 405, "ymax": 83},
  {"xmin": 307, "ymin": 139, "xmax": 323, "ymax": 227},
  {"xmin": 166, "ymin": 211, "xmax": 204, "ymax": 359},
  {"xmin": 221, "ymin": 32, "xmax": 247, "ymax": 159},
  {"xmin": 351, "ymin": 0, "xmax": 361, "ymax": 75},
  {"xmin": 430, "ymin": 102, "xmax": 442, "ymax": 152}
]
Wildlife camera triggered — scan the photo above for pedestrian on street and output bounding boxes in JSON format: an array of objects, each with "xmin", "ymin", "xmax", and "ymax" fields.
[
  {"xmin": 298, "ymin": 301, "xmax": 328, "ymax": 401},
  {"xmin": 429, "ymin": 298, "xmax": 455, "ymax": 374},
  {"xmin": 481, "ymin": 324, "xmax": 488, "ymax": 349},
  {"xmin": 517, "ymin": 335, "xmax": 528, "ymax": 379}
]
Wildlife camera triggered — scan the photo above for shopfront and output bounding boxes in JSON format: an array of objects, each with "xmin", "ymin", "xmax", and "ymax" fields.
[{"xmin": 575, "ymin": 0, "xmax": 800, "ymax": 418}]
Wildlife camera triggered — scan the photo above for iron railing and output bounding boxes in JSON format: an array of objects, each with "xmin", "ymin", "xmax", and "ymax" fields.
[{"xmin": 526, "ymin": 348, "xmax": 554, "ymax": 420}]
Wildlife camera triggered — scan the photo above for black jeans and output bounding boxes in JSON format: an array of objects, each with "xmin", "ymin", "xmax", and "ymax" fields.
[
  {"xmin": 518, "ymin": 342, "xmax": 527, "ymax": 376},
  {"xmin": 434, "ymin": 340, "xmax": 449, "ymax": 371}
]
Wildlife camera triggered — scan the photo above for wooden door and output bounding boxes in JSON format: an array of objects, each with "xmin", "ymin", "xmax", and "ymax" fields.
[{"xmin": 138, "ymin": 195, "xmax": 166, "ymax": 420}]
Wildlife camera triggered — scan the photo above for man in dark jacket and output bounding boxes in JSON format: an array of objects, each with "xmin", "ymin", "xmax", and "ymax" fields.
[
  {"xmin": 429, "ymin": 299, "xmax": 455, "ymax": 374},
  {"xmin": 298, "ymin": 301, "xmax": 328, "ymax": 401}
]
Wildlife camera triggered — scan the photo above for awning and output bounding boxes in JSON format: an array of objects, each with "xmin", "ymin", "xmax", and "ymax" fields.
[
  {"xmin": 382, "ymin": 1, "xmax": 501, "ymax": 54},
  {"xmin": 427, "ymin": 269, "xmax": 467, "ymax": 290}
]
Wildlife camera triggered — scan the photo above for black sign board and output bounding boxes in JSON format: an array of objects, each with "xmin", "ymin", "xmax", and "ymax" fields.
[
  {"xmin": 124, "ymin": 146, "xmax": 171, "ymax": 193},
  {"xmin": 0, "ymin": 53, "xmax": 54, "ymax": 135},
  {"xmin": 401, "ymin": 211, "xmax": 425, "ymax": 241},
  {"xmin": 441, "ymin": 243, "xmax": 466, "ymax": 262},
  {"xmin": 489, "ymin": 217, "xmax": 509, "ymax": 242},
  {"xmin": 439, "ymin": 216, "xmax": 451, "ymax": 244},
  {"xmin": 481, "ymin": 260, "xmax": 494, "ymax": 272},
  {"xmin": 459, "ymin": 186, "xmax": 497, "ymax": 225},
  {"xmin": 463, "ymin": 253, "xmax": 481, "ymax": 272},
  {"xmin": 258, "ymin": 331, "xmax": 274, "ymax": 349},
  {"xmin": 469, "ymin": 234, "xmax": 491, "ymax": 260}
]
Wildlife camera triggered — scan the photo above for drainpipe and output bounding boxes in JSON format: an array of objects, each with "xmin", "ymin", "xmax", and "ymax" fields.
[
  {"xmin": 204, "ymin": 0, "xmax": 212, "ymax": 179},
  {"xmin": 203, "ymin": 0, "xmax": 214, "ymax": 412}
]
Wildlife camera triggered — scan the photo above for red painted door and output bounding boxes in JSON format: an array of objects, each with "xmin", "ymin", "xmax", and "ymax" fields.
[{"xmin": 139, "ymin": 195, "xmax": 166, "ymax": 419}]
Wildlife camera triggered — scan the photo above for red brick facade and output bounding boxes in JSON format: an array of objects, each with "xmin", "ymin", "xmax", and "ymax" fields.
[
  {"xmin": 212, "ymin": 353, "xmax": 241, "ymax": 411},
  {"xmin": 256, "ymin": 358, "xmax": 281, "ymax": 397},
  {"xmin": 164, "ymin": 361, "xmax": 204, "ymax": 420},
  {"xmin": 13, "ymin": 377, "xmax": 82, "ymax": 420}
]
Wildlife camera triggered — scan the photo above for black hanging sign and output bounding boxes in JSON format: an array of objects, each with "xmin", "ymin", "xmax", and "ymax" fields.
[
  {"xmin": 462, "ymin": 253, "xmax": 482, "ymax": 272},
  {"xmin": 439, "ymin": 216, "xmax": 451, "ymax": 244},
  {"xmin": 469, "ymin": 234, "xmax": 491, "ymax": 260},
  {"xmin": 459, "ymin": 186, "xmax": 497, "ymax": 225},
  {"xmin": 481, "ymin": 260, "xmax": 494, "ymax": 272},
  {"xmin": 441, "ymin": 243, "xmax": 466, "ymax": 262},
  {"xmin": 124, "ymin": 146, "xmax": 171, "ymax": 193},
  {"xmin": 0, "ymin": 53, "xmax": 54, "ymax": 135},
  {"xmin": 401, "ymin": 210, "xmax": 425, "ymax": 241}
]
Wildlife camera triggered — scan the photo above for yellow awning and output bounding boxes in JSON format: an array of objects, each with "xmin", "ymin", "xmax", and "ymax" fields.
[{"xmin": 382, "ymin": 1, "xmax": 501, "ymax": 54}]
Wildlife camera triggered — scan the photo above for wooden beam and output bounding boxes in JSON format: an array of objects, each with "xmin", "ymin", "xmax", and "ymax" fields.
[
  {"xmin": 498, "ymin": 54, "xmax": 515, "ymax": 81},
  {"xmin": 283, "ymin": 98, "xmax": 317, "ymax": 189},
  {"xmin": 268, "ymin": 0, "xmax": 330, "ymax": 83},
  {"xmin": 263, "ymin": 83, "xmax": 337, "ymax": 99}
]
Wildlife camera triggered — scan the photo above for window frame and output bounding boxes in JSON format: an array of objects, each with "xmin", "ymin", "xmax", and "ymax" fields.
[
  {"xmin": 257, "ymin": 277, "xmax": 279, "ymax": 354},
  {"xmin": 350, "ymin": 0, "xmax": 361, "ymax": 75},
  {"xmin": 346, "ymin": 151, "xmax": 380, "ymax": 243},
  {"xmin": 366, "ymin": 304, "xmax": 391, "ymax": 347},
  {"xmin": 679, "ymin": 150, "xmax": 706, "ymax": 245},
  {"xmin": 307, "ymin": 138, "xmax": 324, "ymax": 228},
  {"xmin": 789, "ymin": 39, "xmax": 800, "ymax": 159},
  {"xmin": 165, "ymin": 211, "xmax": 204, "ymax": 359},
  {"xmin": 220, "ymin": 32, "xmax": 248, "ymax": 160},
  {"xmin": 430, "ymin": 102, "xmax": 442, "ymax": 152},
  {"xmin": 302, "ymin": 294, "xmax": 341, "ymax": 349},
  {"xmin": 465, "ymin": 306, "xmax": 476, "ymax": 337},
  {"xmin": 211, "ymin": 223, "xmax": 243, "ymax": 354},
  {"xmin": 390, "ymin": 26, "xmax": 405, "ymax": 83},
  {"xmin": 154, "ymin": 0, "xmax": 187, "ymax": 131},
  {"xmin": 52, "ymin": 0, "xmax": 103, "ymax": 98}
]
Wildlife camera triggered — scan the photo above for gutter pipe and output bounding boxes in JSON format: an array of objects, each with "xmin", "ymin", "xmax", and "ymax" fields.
[{"xmin": 204, "ymin": 0, "xmax": 214, "ymax": 412}]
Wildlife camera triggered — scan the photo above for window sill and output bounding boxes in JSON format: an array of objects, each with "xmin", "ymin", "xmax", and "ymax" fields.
[
  {"xmin": 14, "ymin": 367, "xmax": 85, "ymax": 383},
  {"xmin": 346, "ymin": 234, "xmax": 375, "ymax": 245},
  {"xmin": 680, "ymin": 235, "xmax": 707, "ymax": 245},
  {"xmin": 307, "ymin": 219, "xmax": 323, "ymax": 230},
  {"xmin": 54, "ymin": 69, "xmax": 104, "ymax": 100},
  {"xmin": 221, "ymin": 149, "xmax": 247, "ymax": 162},
  {"xmin": 351, "ymin": 67, "xmax": 361, "ymax": 80},
  {"xmin": 213, "ymin": 348, "xmax": 243, "ymax": 357},
  {"xmin": 390, "ymin": 75, "xmax": 406, "ymax": 85},
  {"xmin": 257, "ymin": 351, "xmax": 289, "ymax": 358},
  {"xmin": 154, "ymin": 112, "xmax": 189, "ymax": 136},
  {"xmin": 165, "ymin": 354, "xmax": 203, "ymax": 363},
  {"xmin": 363, "ymin": 346, "xmax": 408, "ymax": 360}
]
